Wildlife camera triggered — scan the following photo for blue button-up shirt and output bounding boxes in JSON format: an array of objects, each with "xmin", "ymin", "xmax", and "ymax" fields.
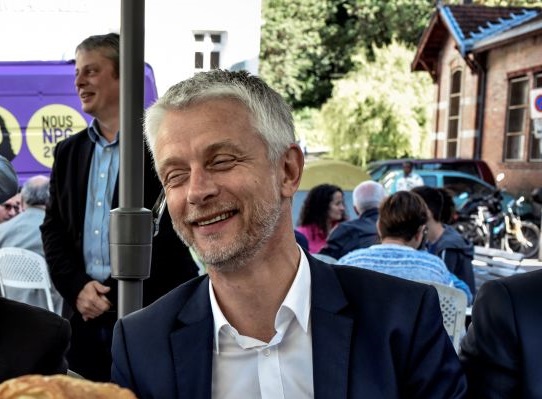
[{"xmin": 83, "ymin": 120, "xmax": 120, "ymax": 282}]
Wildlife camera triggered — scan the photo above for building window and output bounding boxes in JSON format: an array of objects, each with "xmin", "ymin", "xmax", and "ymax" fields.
[
  {"xmin": 193, "ymin": 32, "xmax": 224, "ymax": 73},
  {"xmin": 447, "ymin": 70, "xmax": 462, "ymax": 157},
  {"xmin": 529, "ymin": 72, "xmax": 542, "ymax": 161},
  {"xmin": 210, "ymin": 52, "xmax": 220, "ymax": 69},
  {"xmin": 194, "ymin": 52, "xmax": 203, "ymax": 69},
  {"xmin": 505, "ymin": 76, "xmax": 529, "ymax": 160}
]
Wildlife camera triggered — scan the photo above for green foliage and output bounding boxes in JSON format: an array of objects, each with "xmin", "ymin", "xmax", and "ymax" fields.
[
  {"xmin": 345, "ymin": 0, "xmax": 435, "ymax": 56},
  {"xmin": 260, "ymin": 0, "xmax": 332, "ymax": 107},
  {"xmin": 293, "ymin": 107, "xmax": 328, "ymax": 150},
  {"xmin": 447, "ymin": 0, "xmax": 542, "ymax": 5},
  {"xmin": 320, "ymin": 42, "xmax": 433, "ymax": 166},
  {"xmin": 260, "ymin": 0, "xmax": 436, "ymax": 108}
]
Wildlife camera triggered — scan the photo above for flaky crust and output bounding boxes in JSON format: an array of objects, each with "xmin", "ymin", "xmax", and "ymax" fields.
[{"xmin": 0, "ymin": 374, "xmax": 137, "ymax": 399}]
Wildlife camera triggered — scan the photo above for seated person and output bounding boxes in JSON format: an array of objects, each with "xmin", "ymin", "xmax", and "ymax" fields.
[
  {"xmin": 319, "ymin": 180, "xmax": 385, "ymax": 259},
  {"xmin": 0, "ymin": 155, "xmax": 71, "ymax": 383},
  {"xmin": 296, "ymin": 184, "xmax": 346, "ymax": 253},
  {"xmin": 338, "ymin": 191, "xmax": 472, "ymax": 304},
  {"xmin": 412, "ymin": 186, "xmax": 476, "ymax": 296},
  {"xmin": 111, "ymin": 70, "xmax": 466, "ymax": 398}
]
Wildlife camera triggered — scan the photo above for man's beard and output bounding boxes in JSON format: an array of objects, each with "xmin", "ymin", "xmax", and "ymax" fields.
[{"xmin": 172, "ymin": 190, "xmax": 282, "ymax": 273}]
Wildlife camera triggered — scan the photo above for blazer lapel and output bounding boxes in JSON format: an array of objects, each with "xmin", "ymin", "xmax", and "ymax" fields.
[
  {"xmin": 170, "ymin": 279, "xmax": 214, "ymax": 399},
  {"xmin": 308, "ymin": 255, "xmax": 353, "ymax": 399},
  {"xmin": 76, "ymin": 132, "xmax": 94, "ymax": 227}
]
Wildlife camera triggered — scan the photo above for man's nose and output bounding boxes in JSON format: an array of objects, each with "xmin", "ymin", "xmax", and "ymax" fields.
[
  {"xmin": 74, "ymin": 74, "xmax": 85, "ymax": 88},
  {"xmin": 187, "ymin": 168, "xmax": 219, "ymax": 205}
]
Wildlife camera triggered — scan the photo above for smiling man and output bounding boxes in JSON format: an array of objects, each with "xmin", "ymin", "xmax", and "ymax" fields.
[{"xmin": 111, "ymin": 70, "xmax": 466, "ymax": 399}]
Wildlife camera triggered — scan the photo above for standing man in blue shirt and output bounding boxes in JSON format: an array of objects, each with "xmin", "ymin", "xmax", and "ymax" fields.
[{"xmin": 40, "ymin": 33, "xmax": 198, "ymax": 381}]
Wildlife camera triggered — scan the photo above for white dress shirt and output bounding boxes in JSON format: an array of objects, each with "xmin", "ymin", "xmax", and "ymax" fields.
[{"xmin": 210, "ymin": 247, "xmax": 314, "ymax": 399}]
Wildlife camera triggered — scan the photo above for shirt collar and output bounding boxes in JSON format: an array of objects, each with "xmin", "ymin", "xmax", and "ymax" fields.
[
  {"xmin": 87, "ymin": 119, "xmax": 119, "ymax": 145},
  {"xmin": 209, "ymin": 245, "xmax": 311, "ymax": 353}
]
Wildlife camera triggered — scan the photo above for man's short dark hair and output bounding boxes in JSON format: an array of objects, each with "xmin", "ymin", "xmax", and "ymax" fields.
[
  {"xmin": 411, "ymin": 186, "xmax": 443, "ymax": 222},
  {"xmin": 76, "ymin": 32, "xmax": 120, "ymax": 77},
  {"xmin": 378, "ymin": 191, "xmax": 428, "ymax": 241}
]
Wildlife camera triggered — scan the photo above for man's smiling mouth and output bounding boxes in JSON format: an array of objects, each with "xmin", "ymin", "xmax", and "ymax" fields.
[{"xmin": 196, "ymin": 211, "xmax": 236, "ymax": 226}]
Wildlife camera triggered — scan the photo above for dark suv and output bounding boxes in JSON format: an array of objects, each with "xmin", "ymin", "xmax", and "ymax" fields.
[{"xmin": 367, "ymin": 158, "xmax": 495, "ymax": 186}]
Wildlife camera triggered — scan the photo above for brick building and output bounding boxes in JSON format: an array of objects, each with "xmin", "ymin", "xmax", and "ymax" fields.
[{"xmin": 413, "ymin": 4, "xmax": 542, "ymax": 195}]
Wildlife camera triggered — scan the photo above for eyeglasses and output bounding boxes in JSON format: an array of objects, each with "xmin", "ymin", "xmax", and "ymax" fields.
[
  {"xmin": 1, "ymin": 203, "xmax": 20, "ymax": 213},
  {"xmin": 151, "ymin": 189, "xmax": 167, "ymax": 237}
]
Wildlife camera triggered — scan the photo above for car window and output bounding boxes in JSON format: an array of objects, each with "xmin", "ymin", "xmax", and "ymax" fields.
[
  {"xmin": 443, "ymin": 176, "xmax": 492, "ymax": 197},
  {"xmin": 420, "ymin": 175, "xmax": 437, "ymax": 187}
]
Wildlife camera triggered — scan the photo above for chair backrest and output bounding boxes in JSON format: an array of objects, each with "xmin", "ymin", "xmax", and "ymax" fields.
[
  {"xmin": 416, "ymin": 280, "xmax": 467, "ymax": 352},
  {"xmin": 311, "ymin": 253, "xmax": 338, "ymax": 264},
  {"xmin": 0, "ymin": 247, "xmax": 55, "ymax": 312}
]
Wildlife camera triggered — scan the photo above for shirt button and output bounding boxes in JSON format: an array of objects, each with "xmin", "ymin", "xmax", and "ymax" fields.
[
  {"xmin": 97, "ymin": 201, "xmax": 102, "ymax": 207},
  {"xmin": 100, "ymin": 173, "xmax": 105, "ymax": 178},
  {"xmin": 94, "ymin": 229, "xmax": 100, "ymax": 235},
  {"xmin": 263, "ymin": 349, "xmax": 271, "ymax": 357}
]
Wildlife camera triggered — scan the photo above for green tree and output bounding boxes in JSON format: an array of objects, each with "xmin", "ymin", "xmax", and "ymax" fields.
[
  {"xmin": 260, "ymin": 0, "xmax": 332, "ymax": 107},
  {"xmin": 260, "ymin": 0, "xmax": 436, "ymax": 108},
  {"xmin": 321, "ymin": 41, "xmax": 433, "ymax": 166},
  {"xmin": 451, "ymin": 0, "xmax": 542, "ymax": 5},
  {"xmin": 344, "ymin": 0, "xmax": 434, "ymax": 55}
]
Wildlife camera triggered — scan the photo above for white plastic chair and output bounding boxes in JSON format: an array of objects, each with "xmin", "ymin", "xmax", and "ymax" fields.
[
  {"xmin": 416, "ymin": 280, "xmax": 467, "ymax": 352},
  {"xmin": 0, "ymin": 247, "xmax": 55, "ymax": 312},
  {"xmin": 311, "ymin": 253, "xmax": 338, "ymax": 264}
]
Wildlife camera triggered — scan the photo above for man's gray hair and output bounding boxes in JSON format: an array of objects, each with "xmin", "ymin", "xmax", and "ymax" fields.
[
  {"xmin": 352, "ymin": 180, "xmax": 387, "ymax": 213},
  {"xmin": 144, "ymin": 70, "xmax": 295, "ymax": 162},
  {"xmin": 21, "ymin": 175, "xmax": 50, "ymax": 206}
]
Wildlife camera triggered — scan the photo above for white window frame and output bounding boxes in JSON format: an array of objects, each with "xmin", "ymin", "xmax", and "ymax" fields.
[
  {"xmin": 193, "ymin": 31, "xmax": 224, "ymax": 73},
  {"xmin": 446, "ymin": 69, "xmax": 462, "ymax": 157}
]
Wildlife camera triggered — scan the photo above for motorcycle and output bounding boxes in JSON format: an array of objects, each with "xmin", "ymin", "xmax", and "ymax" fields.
[{"xmin": 453, "ymin": 190, "xmax": 540, "ymax": 258}]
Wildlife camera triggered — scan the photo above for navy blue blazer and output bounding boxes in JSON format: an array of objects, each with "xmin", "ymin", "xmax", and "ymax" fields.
[
  {"xmin": 0, "ymin": 297, "xmax": 71, "ymax": 382},
  {"xmin": 112, "ymin": 255, "xmax": 467, "ymax": 398},
  {"xmin": 460, "ymin": 269, "xmax": 542, "ymax": 398}
]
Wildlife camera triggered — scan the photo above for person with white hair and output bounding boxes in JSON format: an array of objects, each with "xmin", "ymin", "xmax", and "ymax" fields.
[
  {"xmin": 0, "ymin": 175, "xmax": 50, "ymax": 255},
  {"xmin": 319, "ymin": 180, "xmax": 386, "ymax": 260},
  {"xmin": 0, "ymin": 175, "xmax": 63, "ymax": 313}
]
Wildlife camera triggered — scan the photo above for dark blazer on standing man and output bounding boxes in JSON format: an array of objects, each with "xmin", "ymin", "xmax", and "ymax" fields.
[
  {"xmin": 40, "ymin": 128, "xmax": 198, "ymax": 312},
  {"xmin": 0, "ymin": 297, "xmax": 71, "ymax": 382},
  {"xmin": 460, "ymin": 269, "xmax": 542, "ymax": 399},
  {"xmin": 112, "ymin": 254, "xmax": 467, "ymax": 399}
]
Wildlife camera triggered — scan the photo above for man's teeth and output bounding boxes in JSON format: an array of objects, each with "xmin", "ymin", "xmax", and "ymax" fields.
[{"xmin": 198, "ymin": 212, "xmax": 233, "ymax": 226}]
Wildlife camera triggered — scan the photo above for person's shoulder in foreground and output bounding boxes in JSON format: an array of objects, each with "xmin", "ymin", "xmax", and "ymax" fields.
[
  {"xmin": 460, "ymin": 269, "xmax": 542, "ymax": 399},
  {"xmin": 0, "ymin": 297, "xmax": 71, "ymax": 382}
]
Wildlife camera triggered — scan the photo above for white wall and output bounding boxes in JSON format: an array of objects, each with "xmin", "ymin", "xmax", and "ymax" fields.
[{"xmin": 0, "ymin": 0, "xmax": 262, "ymax": 95}]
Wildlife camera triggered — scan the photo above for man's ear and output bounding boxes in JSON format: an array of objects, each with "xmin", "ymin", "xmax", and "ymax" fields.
[{"xmin": 280, "ymin": 144, "xmax": 304, "ymax": 199}]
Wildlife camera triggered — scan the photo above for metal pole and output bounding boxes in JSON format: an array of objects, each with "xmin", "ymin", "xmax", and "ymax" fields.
[{"xmin": 110, "ymin": 0, "xmax": 152, "ymax": 317}]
